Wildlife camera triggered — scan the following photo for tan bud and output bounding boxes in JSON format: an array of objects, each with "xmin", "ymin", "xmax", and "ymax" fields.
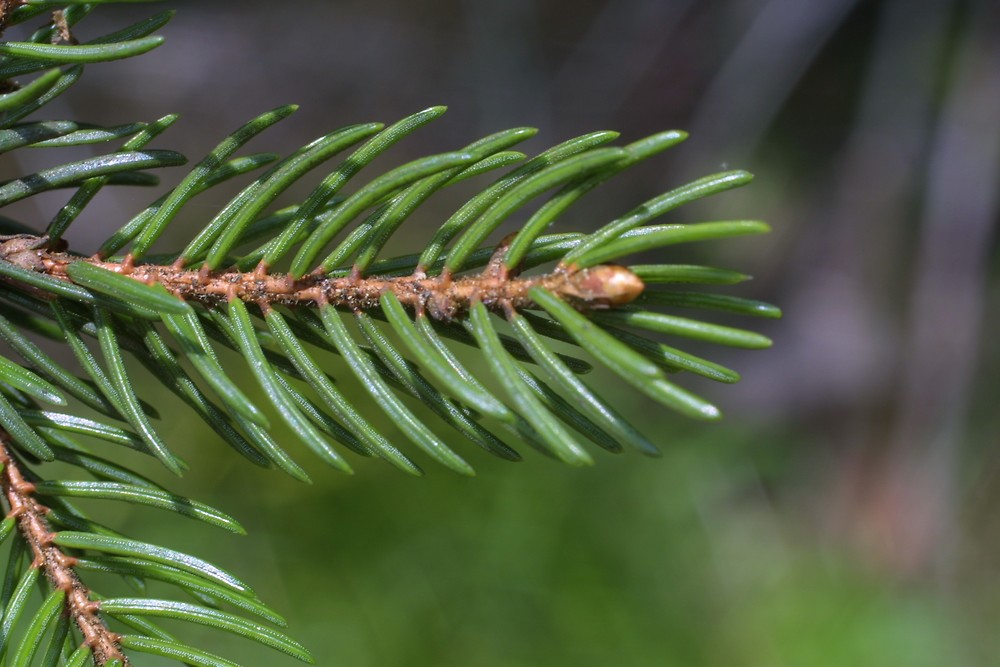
[{"xmin": 561, "ymin": 265, "xmax": 644, "ymax": 307}]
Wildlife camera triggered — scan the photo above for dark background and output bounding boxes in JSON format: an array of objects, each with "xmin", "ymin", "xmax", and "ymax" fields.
[{"xmin": 5, "ymin": 1, "xmax": 1000, "ymax": 665}]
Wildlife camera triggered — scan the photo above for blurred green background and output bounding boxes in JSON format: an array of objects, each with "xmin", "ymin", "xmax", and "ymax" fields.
[{"xmin": 6, "ymin": 0, "xmax": 1000, "ymax": 664}]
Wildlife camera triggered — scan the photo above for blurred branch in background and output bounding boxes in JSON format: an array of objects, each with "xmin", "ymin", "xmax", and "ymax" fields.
[
  {"xmin": 553, "ymin": 0, "xmax": 694, "ymax": 128},
  {"xmin": 680, "ymin": 0, "xmax": 999, "ymax": 585},
  {"xmin": 460, "ymin": 0, "xmax": 553, "ymax": 132},
  {"xmin": 876, "ymin": 0, "xmax": 1000, "ymax": 578},
  {"xmin": 684, "ymin": 0, "xmax": 863, "ymax": 170},
  {"xmin": 785, "ymin": 0, "xmax": 957, "ymax": 575}
]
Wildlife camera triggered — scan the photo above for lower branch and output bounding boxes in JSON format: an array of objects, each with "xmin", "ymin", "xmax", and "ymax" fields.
[{"xmin": 0, "ymin": 434, "xmax": 127, "ymax": 666}]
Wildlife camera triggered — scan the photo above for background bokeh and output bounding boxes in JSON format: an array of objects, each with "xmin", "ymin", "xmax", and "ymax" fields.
[{"xmin": 5, "ymin": 0, "xmax": 1000, "ymax": 665}]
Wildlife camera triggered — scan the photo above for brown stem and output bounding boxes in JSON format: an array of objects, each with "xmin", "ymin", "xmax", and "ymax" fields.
[
  {"xmin": 0, "ymin": 434, "xmax": 128, "ymax": 666},
  {"xmin": 0, "ymin": 234, "xmax": 645, "ymax": 319},
  {"xmin": 51, "ymin": 10, "xmax": 78, "ymax": 45},
  {"xmin": 0, "ymin": 0, "xmax": 22, "ymax": 38}
]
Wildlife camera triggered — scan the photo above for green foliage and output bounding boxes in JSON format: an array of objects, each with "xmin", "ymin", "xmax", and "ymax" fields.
[{"xmin": 0, "ymin": 2, "xmax": 778, "ymax": 665}]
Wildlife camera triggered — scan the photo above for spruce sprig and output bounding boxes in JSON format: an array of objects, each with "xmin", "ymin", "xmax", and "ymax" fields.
[{"xmin": 0, "ymin": 3, "xmax": 779, "ymax": 665}]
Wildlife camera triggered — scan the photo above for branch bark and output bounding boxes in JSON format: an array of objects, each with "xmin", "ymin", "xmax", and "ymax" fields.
[
  {"xmin": 0, "ymin": 234, "xmax": 644, "ymax": 320},
  {"xmin": 0, "ymin": 434, "xmax": 128, "ymax": 666}
]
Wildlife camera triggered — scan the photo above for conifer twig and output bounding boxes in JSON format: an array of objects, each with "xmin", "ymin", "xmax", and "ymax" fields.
[
  {"xmin": 0, "ymin": 433, "xmax": 127, "ymax": 666},
  {"xmin": 0, "ymin": 233, "xmax": 645, "ymax": 319}
]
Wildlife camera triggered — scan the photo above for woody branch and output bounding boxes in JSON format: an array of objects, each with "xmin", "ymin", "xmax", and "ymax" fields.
[
  {"xmin": 0, "ymin": 234, "xmax": 645, "ymax": 319},
  {"xmin": 0, "ymin": 434, "xmax": 128, "ymax": 666}
]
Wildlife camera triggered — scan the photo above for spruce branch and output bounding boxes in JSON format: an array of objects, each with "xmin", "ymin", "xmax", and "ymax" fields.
[
  {"xmin": 0, "ymin": 433, "xmax": 127, "ymax": 666},
  {"xmin": 0, "ymin": 2, "xmax": 782, "ymax": 664},
  {"xmin": 0, "ymin": 232, "xmax": 646, "ymax": 318}
]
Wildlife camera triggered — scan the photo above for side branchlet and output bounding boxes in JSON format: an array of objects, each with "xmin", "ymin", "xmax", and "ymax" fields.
[{"xmin": 1, "ymin": 435, "xmax": 127, "ymax": 665}]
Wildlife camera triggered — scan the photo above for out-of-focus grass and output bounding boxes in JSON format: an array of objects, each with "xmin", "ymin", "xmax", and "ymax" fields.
[{"xmin": 94, "ymin": 377, "xmax": 979, "ymax": 667}]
